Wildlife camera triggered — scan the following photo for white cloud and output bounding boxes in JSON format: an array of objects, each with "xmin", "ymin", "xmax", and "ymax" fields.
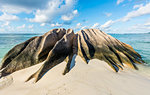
[
  {"xmin": 144, "ymin": 22, "xmax": 150, "ymax": 26},
  {"xmin": 51, "ymin": 22, "xmax": 62, "ymax": 27},
  {"xmin": 61, "ymin": 15, "xmax": 73, "ymax": 21},
  {"xmin": 0, "ymin": 0, "xmax": 78, "ymax": 26},
  {"xmin": 28, "ymin": 24, "xmax": 34, "ymax": 29},
  {"xmin": 1, "ymin": 21, "xmax": 10, "ymax": 27},
  {"xmin": 117, "ymin": 0, "xmax": 124, "ymax": 5},
  {"xmin": 104, "ymin": 12, "xmax": 112, "ymax": 17},
  {"xmin": 91, "ymin": 23, "xmax": 99, "ymax": 28},
  {"xmin": 77, "ymin": 23, "xmax": 81, "ymax": 26},
  {"xmin": 75, "ymin": 23, "xmax": 82, "ymax": 29},
  {"xmin": 7, "ymin": 26, "xmax": 15, "ymax": 32},
  {"xmin": 99, "ymin": 3, "xmax": 150, "ymax": 32},
  {"xmin": 0, "ymin": 13, "xmax": 19, "ymax": 21},
  {"xmin": 40, "ymin": 23, "xmax": 46, "ymax": 26},
  {"xmin": 0, "ymin": 28, "xmax": 5, "ymax": 32},
  {"xmin": 129, "ymin": 24, "xmax": 150, "ymax": 33},
  {"xmin": 0, "ymin": 0, "xmax": 50, "ymax": 14},
  {"xmin": 100, "ymin": 20, "xmax": 114, "ymax": 29},
  {"xmin": 29, "ymin": 0, "xmax": 77, "ymax": 23},
  {"xmin": 61, "ymin": 10, "xmax": 78, "ymax": 21},
  {"xmin": 81, "ymin": 26, "xmax": 88, "ymax": 29},
  {"xmin": 133, "ymin": 4, "xmax": 143, "ymax": 9},
  {"xmin": 73, "ymin": 10, "xmax": 78, "ymax": 15},
  {"xmin": 17, "ymin": 24, "xmax": 26, "ymax": 29},
  {"xmin": 103, "ymin": 3, "xmax": 150, "ymax": 29},
  {"xmin": 122, "ymin": 3, "xmax": 150, "ymax": 21},
  {"xmin": 4, "ymin": 21, "xmax": 10, "ymax": 26},
  {"xmin": 0, "ymin": 5, "xmax": 32, "ymax": 14}
]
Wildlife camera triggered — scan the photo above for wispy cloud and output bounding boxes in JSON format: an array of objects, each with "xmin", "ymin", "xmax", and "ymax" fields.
[
  {"xmin": 61, "ymin": 10, "xmax": 78, "ymax": 21},
  {"xmin": 51, "ymin": 22, "xmax": 62, "ymax": 27},
  {"xmin": 1, "ymin": 21, "xmax": 10, "ymax": 27},
  {"xmin": 117, "ymin": 0, "xmax": 124, "ymax": 5},
  {"xmin": 128, "ymin": 23, "xmax": 150, "ymax": 33},
  {"xmin": 81, "ymin": 26, "xmax": 88, "ymax": 29},
  {"xmin": 28, "ymin": 24, "xmax": 34, "ymax": 29},
  {"xmin": 100, "ymin": 20, "xmax": 114, "ymax": 29},
  {"xmin": 0, "ymin": 5, "xmax": 32, "ymax": 14},
  {"xmin": 0, "ymin": 13, "xmax": 19, "ymax": 21},
  {"xmin": 104, "ymin": 12, "xmax": 112, "ymax": 17},
  {"xmin": 121, "ymin": 3, "xmax": 150, "ymax": 21},
  {"xmin": 103, "ymin": 3, "xmax": 150, "ymax": 29},
  {"xmin": 91, "ymin": 23, "xmax": 100, "ymax": 28},
  {"xmin": 0, "ymin": 0, "xmax": 50, "ymax": 14},
  {"xmin": 17, "ymin": 24, "xmax": 26, "ymax": 29},
  {"xmin": 40, "ymin": 23, "xmax": 46, "ymax": 26},
  {"xmin": 133, "ymin": 4, "xmax": 143, "ymax": 9},
  {"xmin": 75, "ymin": 23, "xmax": 82, "ymax": 29},
  {"xmin": 144, "ymin": 22, "xmax": 150, "ymax": 26}
]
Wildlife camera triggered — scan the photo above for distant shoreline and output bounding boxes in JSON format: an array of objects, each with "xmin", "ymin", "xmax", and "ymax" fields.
[
  {"xmin": 0, "ymin": 33, "xmax": 43, "ymax": 35},
  {"xmin": 0, "ymin": 32, "xmax": 150, "ymax": 35},
  {"xmin": 109, "ymin": 32, "xmax": 150, "ymax": 35}
]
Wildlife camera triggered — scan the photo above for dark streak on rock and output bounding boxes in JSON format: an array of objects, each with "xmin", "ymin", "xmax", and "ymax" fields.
[
  {"xmin": 79, "ymin": 35, "xmax": 90, "ymax": 61},
  {"xmin": 81, "ymin": 30, "xmax": 95, "ymax": 58},
  {"xmin": 108, "ymin": 46, "xmax": 124, "ymax": 66}
]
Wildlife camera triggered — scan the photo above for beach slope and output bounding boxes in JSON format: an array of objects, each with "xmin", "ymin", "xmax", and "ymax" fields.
[{"xmin": 0, "ymin": 56, "xmax": 150, "ymax": 95}]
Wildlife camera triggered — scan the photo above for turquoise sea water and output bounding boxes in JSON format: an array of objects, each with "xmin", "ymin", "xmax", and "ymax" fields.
[
  {"xmin": 111, "ymin": 33, "xmax": 150, "ymax": 64},
  {"xmin": 0, "ymin": 34, "xmax": 41, "ymax": 62},
  {"xmin": 0, "ymin": 33, "xmax": 150, "ymax": 64}
]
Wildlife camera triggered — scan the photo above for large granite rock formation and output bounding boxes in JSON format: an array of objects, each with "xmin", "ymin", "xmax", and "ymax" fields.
[
  {"xmin": 75, "ymin": 29, "xmax": 144, "ymax": 72},
  {"xmin": 0, "ymin": 28, "xmax": 66, "ymax": 76},
  {"xmin": 26, "ymin": 29, "xmax": 75, "ymax": 82},
  {"xmin": 0, "ymin": 28, "xmax": 145, "ymax": 82}
]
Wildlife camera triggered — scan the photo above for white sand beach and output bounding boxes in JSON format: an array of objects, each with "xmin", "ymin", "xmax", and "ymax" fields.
[{"xmin": 0, "ymin": 56, "xmax": 150, "ymax": 95}]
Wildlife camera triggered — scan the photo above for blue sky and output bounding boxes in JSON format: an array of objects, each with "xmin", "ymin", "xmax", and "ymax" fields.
[{"xmin": 0, "ymin": 0, "xmax": 150, "ymax": 33}]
